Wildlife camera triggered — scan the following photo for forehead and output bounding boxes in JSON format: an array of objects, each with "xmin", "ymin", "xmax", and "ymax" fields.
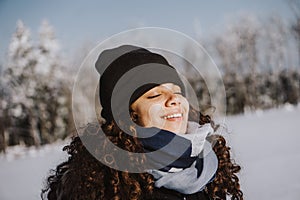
[
  {"xmin": 148, "ymin": 83, "xmax": 181, "ymax": 92},
  {"xmin": 160, "ymin": 83, "xmax": 181, "ymax": 90}
]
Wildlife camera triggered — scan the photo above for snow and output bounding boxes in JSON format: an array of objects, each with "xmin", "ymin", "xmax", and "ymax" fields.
[
  {"xmin": 0, "ymin": 105, "xmax": 300, "ymax": 200},
  {"xmin": 0, "ymin": 141, "xmax": 69, "ymax": 200},
  {"xmin": 224, "ymin": 104, "xmax": 300, "ymax": 199}
]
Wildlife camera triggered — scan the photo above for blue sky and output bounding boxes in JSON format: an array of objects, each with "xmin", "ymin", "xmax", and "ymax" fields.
[{"xmin": 0, "ymin": 0, "xmax": 295, "ymax": 64}]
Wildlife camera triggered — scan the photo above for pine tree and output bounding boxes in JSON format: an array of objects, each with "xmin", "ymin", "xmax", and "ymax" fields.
[
  {"xmin": 0, "ymin": 76, "xmax": 7, "ymax": 152},
  {"xmin": 34, "ymin": 20, "xmax": 71, "ymax": 143},
  {"xmin": 4, "ymin": 20, "xmax": 40, "ymax": 146},
  {"xmin": 3, "ymin": 20, "xmax": 73, "ymax": 147},
  {"xmin": 288, "ymin": 0, "xmax": 300, "ymax": 67},
  {"xmin": 36, "ymin": 20, "xmax": 61, "ymax": 79}
]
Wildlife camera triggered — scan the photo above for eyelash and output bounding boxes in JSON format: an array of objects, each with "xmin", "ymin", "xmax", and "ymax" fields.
[{"xmin": 147, "ymin": 94, "xmax": 161, "ymax": 99}]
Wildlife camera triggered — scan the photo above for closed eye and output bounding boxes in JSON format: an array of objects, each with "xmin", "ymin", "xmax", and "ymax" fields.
[{"xmin": 147, "ymin": 94, "xmax": 161, "ymax": 99}]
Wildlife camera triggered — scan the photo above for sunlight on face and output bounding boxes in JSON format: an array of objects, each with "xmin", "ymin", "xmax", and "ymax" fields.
[{"xmin": 130, "ymin": 83, "xmax": 189, "ymax": 134}]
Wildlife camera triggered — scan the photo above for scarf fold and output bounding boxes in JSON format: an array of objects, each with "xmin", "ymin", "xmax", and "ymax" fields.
[{"xmin": 137, "ymin": 121, "xmax": 218, "ymax": 194}]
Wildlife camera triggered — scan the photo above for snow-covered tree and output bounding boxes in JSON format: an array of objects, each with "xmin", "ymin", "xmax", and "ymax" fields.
[
  {"xmin": 3, "ymin": 20, "xmax": 40, "ymax": 146},
  {"xmin": 0, "ymin": 78, "xmax": 7, "ymax": 152},
  {"xmin": 288, "ymin": 0, "xmax": 300, "ymax": 67},
  {"xmin": 36, "ymin": 20, "xmax": 61, "ymax": 80},
  {"xmin": 6, "ymin": 20, "xmax": 36, "ymax": 106},
  {"xmin": 3, "ymin": 20, "xmax": 72, "ymax": 147},
  {"xmin": 262, "ymin": 14, "xmax": 289, "ymax": 72},
  {"xmin": 33, "ymin": 20, "xmax": 71, "ymax": 144},
  {"xmin": 214, "ymin": 15, "xmax": 261, "ymax": 111}
]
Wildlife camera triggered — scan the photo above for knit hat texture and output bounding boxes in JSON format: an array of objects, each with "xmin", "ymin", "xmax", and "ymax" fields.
[{"xmin": 95, "ymin": 45, "xmax": 185, "ymax": 122}]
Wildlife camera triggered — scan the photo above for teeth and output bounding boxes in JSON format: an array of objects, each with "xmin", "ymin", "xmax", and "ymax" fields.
[{"xmin": 163, "ymin": 113, "xmax": 182, "ymax": 119}]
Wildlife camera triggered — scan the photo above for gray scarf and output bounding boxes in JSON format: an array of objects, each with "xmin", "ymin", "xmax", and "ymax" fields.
[{"xmin": 148, "ymin": 122, "xmax": 218, "ymax": 194}]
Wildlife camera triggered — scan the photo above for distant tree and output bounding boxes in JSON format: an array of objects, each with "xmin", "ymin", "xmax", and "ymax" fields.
[
  {"xmin": 288, "ymin": 0, "xmax": 300, "ymax": 67},
  {"xmin": 3, "ymin": 20, "xmax": 40, "ymax": 146},
  {"xmin": 278, "ymin": 69, "xmax": 299, "ymax": 105},
  {"xmin": 214, "ymin": 31, "xmax": 240, "ymax": 75},
  {"xmin": 0, "ymin": 78, "xmax": 7, "ymax": 152},
  {"xmin": 262, "ymin": 14, "xmax": 289, "ymax": 72},
  {"xmin": 214, "ymin": 15, "xmax": 261, "ymax": 111},
  {"xmin": 182, "ymin": 44, "xmax": 213, "ymax": 113},
  {"xmin": 223, "ymin": 72, "xmax": 247, "ymax": 114},
  {"xmin": 33, "ymin": 20, "xmax": 72, "ymax": 144},
  {"xmin": 3, "ymin": 20, "xmax": 72, "ymax": 148}
]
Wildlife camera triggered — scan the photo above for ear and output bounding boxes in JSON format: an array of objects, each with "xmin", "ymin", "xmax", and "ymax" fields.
[{"xmin": 130, "ymin": 111, "xmax": 139, "ymax": 122}]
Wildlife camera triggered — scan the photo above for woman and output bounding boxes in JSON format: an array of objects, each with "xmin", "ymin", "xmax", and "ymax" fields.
[{"xmin": 42, "ymin": 45, "xmax": 243, "ymax": 200}]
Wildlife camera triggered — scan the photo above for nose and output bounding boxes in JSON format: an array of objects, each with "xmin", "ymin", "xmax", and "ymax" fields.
[{"xmin": 165, "ymin": 93, "xmax": 180, "ymax": 107}]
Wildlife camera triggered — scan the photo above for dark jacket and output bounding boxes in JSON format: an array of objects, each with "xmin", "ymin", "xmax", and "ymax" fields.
[{"xmin": 145, "ymin": 187, "xmax": 211, "ymax": 200}]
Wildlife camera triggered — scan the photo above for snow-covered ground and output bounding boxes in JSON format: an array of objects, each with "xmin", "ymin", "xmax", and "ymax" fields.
[
  {"xmin": 224, "ymin": 104, "xmax": 300, "ymax": 200},
  {"xmin": 0, "ymin": 140, "xmax": 69, "ymax": 200},
  {"xmin": 0, "ymin": 105, "xmax": 300, "ymax": 200}
]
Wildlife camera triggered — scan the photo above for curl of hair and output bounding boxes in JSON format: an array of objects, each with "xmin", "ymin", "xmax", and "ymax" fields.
[
  {"xmin": 189, "ymin": 107, "xmax": 243, "ymax": 199},
  {"xmin": 206, "ymin": 134, "xmax": 243, "ymax": 200},
  {"xmin": 41, "ymin": 122, "xmax": 154, "ymax": 200}
]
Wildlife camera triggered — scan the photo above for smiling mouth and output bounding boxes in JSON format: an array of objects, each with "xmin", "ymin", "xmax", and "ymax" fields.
[{"xmin": 162, "ymin": 113, "xmax": 183, "ymax": 120}]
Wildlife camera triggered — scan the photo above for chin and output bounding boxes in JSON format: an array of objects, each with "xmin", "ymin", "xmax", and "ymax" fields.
[
  {"xmin": 162, "ymin": 123, "xmax": 186, "ymax": 133},
  {"xmin": 164, "ymin": 127, "xmax": 186, "ymax": 134}
]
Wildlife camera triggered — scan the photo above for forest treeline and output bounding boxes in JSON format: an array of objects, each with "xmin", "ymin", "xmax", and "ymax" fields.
[{"xmin": 0, "ymin": 1, "xmax": 300, "ymax": 151}]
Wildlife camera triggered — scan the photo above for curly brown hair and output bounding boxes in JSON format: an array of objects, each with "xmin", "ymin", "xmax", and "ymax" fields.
[
  {"xmin": 42, "ymin": 110, "xmax": 243, "ymax": 200},
  {"xmin": 190, "ymin": 108, "xmax": 243, "ymax": 199}
]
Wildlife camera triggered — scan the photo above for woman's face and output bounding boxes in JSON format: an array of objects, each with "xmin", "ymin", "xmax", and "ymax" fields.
[{"xmin": 130, "ymin": 83, "xmax": 189, "ymax": 134}]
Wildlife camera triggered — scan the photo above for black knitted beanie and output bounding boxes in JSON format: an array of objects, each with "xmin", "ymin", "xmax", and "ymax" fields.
[{"xmin": 95, "ymin": 45, "xmax": 185, "ymax": 122}]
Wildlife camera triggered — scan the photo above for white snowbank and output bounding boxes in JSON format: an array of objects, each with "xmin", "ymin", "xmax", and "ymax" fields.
[
  {"xmin": 0, "ymin": 140, "xmax": 69, "ymax": 200},
  {"xmin": 224, "ymin": 104, "xmax": 300, "ymax": 200}
]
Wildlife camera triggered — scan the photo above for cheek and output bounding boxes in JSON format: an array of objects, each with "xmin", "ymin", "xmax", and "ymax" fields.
[
  {"xmin": 140, "ymin": 103, "xmax": 164, "ymax": 126},
  {"xmin": 181, "ymin": 97, "xmax": 190, "ymax": 113}
]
